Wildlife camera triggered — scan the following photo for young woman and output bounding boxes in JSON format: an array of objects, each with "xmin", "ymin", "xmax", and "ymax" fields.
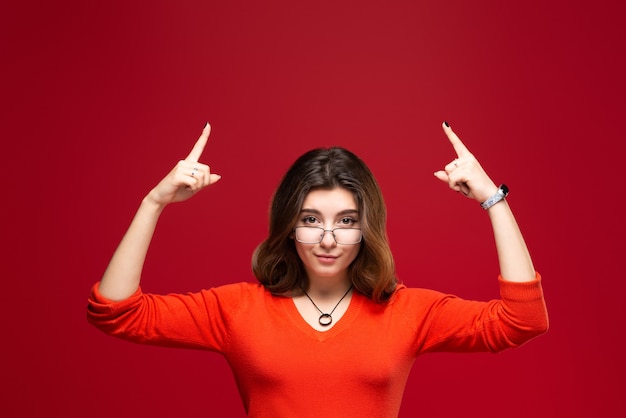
[{"xmin": 87, "ymin": 122, "xmax": 548, "ymax": 417}]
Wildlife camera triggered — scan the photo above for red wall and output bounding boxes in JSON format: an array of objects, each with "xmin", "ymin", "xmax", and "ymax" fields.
[{"xmin": 2, "ymin": 1, "xmax": 624, "ymax": 416}]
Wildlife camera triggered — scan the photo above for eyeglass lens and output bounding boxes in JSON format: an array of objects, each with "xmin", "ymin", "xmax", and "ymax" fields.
[{"xmin": 295, "ymin": 227, "xmax": 361, "ymax": 244}]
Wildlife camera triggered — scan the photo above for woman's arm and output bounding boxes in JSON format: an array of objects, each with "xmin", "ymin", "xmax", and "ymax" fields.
[
  {"xmin": 485, "ymin": 199, "xmax": 535, "ymax": 282},
  {"xmin": 98, "ymin": 123, "xmax": 221, "ymax": 301},
  {"xmin": 433, "ymin": 122, "xmax": 535, "ymax": 283}
]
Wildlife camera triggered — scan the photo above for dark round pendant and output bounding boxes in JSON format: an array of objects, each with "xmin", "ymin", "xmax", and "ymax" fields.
[{"xmin": 319, "ymin": 313, "xmax": 333, "ymax": 326}]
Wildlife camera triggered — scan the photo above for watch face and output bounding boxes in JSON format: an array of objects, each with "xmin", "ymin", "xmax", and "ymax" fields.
[{"xmin": 500, "ymin": 184, "xmax": 509, "ymax": 196}]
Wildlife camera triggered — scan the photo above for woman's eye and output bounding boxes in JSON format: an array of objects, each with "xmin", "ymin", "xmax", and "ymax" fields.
[
  {"xmin": 302, "ymin": 216, "xmax": 318, "ymax": 224},
  {"xmin": 340, "ymin": 217, "xmax": 357, "ymax": 225}
]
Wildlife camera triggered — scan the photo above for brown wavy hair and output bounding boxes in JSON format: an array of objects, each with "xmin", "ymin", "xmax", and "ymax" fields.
[{"xmin": 252, "ymin": 147, "xmax": 397, "ymax": 303}]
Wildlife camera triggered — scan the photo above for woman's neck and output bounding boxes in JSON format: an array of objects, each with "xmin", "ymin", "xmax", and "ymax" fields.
[{"xmin": 303, "ymin": 276, "xmax": 352, "ymax": 301}]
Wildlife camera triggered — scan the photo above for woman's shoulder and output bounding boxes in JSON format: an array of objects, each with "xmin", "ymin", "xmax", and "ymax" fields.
[
  {"xmin": 391, "ymin": 283, "xmax": 448, "ymax": 300},
  {"xmin": 386, "ymin": 283, "xmax": 453, "ymax": 311},
  {"xmin": 197, "ymin": 281, "xmax": 268, "ymax": 300}
]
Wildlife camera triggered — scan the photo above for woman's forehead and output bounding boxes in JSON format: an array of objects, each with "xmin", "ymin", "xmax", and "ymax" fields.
[{"xmin": 301, "ymin": 188, "xmax": 358, "ymax": 213}]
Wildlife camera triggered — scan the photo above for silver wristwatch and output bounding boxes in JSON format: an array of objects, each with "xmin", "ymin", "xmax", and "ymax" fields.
[{"xmin": 480, "ymin": 184, "xmax": 509, "ymax": 210}]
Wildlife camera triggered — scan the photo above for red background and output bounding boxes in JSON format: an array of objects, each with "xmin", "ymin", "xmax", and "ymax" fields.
[{"xmin": 2, "ymin": 0, "xmax": 624, "ymax": 416}]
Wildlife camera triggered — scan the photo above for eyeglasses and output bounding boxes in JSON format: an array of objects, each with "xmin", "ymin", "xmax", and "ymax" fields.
[{"xmin": 294, "ymin": 226, "xmax": 362, "ymax": 245}]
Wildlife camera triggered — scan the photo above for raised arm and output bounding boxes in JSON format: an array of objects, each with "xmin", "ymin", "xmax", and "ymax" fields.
[
  {"xmin": 433, "ymin": 122, "xmax": 535, "ymax": 283},
  {"xmin": 98, "ymin": 123, "xmax": 221, "ymax": 301}
]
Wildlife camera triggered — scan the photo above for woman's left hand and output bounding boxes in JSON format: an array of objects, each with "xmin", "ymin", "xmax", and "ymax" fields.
[{"xmin": 433, "ymin": 122, "xmax": 499, "ymax": 203}]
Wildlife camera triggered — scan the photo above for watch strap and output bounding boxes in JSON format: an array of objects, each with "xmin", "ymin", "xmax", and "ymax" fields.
[{"xmin": 480, "ymin": 184, "xmax": 509, "ymax": 210}]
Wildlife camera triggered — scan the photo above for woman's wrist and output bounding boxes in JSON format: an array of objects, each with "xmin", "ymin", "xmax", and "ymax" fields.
[
  {"xmin": 142, "ymin": 191, "xmax": 168, "ymax": 213},
  {"xmin": 480, "ymin": 184, "xmax": 509, "ymax": 210}
]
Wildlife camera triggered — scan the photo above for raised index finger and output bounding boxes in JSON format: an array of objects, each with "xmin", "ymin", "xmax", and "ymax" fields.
[
  {"xmin": 442, "ymin": 121, "xmax": 471, "ymax": 157},
  {"xmin": 186, "ymin": 122, "xmax": 211, "ymax": 162}
]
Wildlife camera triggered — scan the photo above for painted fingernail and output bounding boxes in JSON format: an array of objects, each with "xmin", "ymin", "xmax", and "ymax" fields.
[{"xmin": 444, "ymin": 121, "xmax": 450, "ymax": 128}]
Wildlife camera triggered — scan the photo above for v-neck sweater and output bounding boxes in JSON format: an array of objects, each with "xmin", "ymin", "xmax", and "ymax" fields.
[{"xmin": 87, "ymin": 275, "xmax": 548, "ymax": 417}]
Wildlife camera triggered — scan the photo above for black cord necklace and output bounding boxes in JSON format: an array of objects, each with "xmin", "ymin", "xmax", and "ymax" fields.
[{"xmin": 301, "ymin": 284, "xmax": 353, "ymax": 326}]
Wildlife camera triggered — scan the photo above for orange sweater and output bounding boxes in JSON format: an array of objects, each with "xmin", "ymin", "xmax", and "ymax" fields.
[{"xmin": 87, "ymin": 275, "xmax": 547, "ymax": 417}]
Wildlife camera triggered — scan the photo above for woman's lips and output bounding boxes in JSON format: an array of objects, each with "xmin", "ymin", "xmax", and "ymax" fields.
[{"xmin": 316, "ymin": 254, "xmax": 338, "ymax": 263}]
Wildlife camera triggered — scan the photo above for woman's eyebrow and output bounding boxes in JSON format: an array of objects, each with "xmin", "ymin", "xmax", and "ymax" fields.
[{"xmin": 337, "ymin": 209, "xmax": 359, "ymax": 216}]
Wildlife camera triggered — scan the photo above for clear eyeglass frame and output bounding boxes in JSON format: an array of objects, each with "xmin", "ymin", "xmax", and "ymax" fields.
[{"xmin": 294, "ymin": 226, "xmax": 363, "ymax": 245}]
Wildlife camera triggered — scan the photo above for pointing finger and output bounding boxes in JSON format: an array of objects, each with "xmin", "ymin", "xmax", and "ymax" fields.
[
  {"xmin": 442, "ymin": 121, "xmax": 471, "ymax": 157},
  {"xmin": 186, "ymin": 122, "xmax": 211, "ymax": 162}
]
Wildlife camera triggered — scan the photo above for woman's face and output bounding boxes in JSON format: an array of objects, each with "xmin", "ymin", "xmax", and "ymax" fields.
[{"xmin": 293, "ymin": 188, "xmax": 362, "ymax": 286}]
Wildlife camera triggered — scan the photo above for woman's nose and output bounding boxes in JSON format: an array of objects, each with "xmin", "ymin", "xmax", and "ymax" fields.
[{"xmin": 319, "ymin": 229, "xmax": 337, "ymax": 247}]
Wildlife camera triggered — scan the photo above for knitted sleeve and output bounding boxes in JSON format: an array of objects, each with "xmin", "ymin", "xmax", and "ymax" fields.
[
  {"xmin": 86, "ymin": 282, "xmax": 248, "ymax": 353},
  {"xmin": 398, "ymin": 273, "xmax": 548, "ymax": 354}
]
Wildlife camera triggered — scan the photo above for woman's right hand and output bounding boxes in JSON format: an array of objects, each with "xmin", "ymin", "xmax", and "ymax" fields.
[{"xmin": 146, "ymin": 123, "xmax": 221, "ymax": 207}]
